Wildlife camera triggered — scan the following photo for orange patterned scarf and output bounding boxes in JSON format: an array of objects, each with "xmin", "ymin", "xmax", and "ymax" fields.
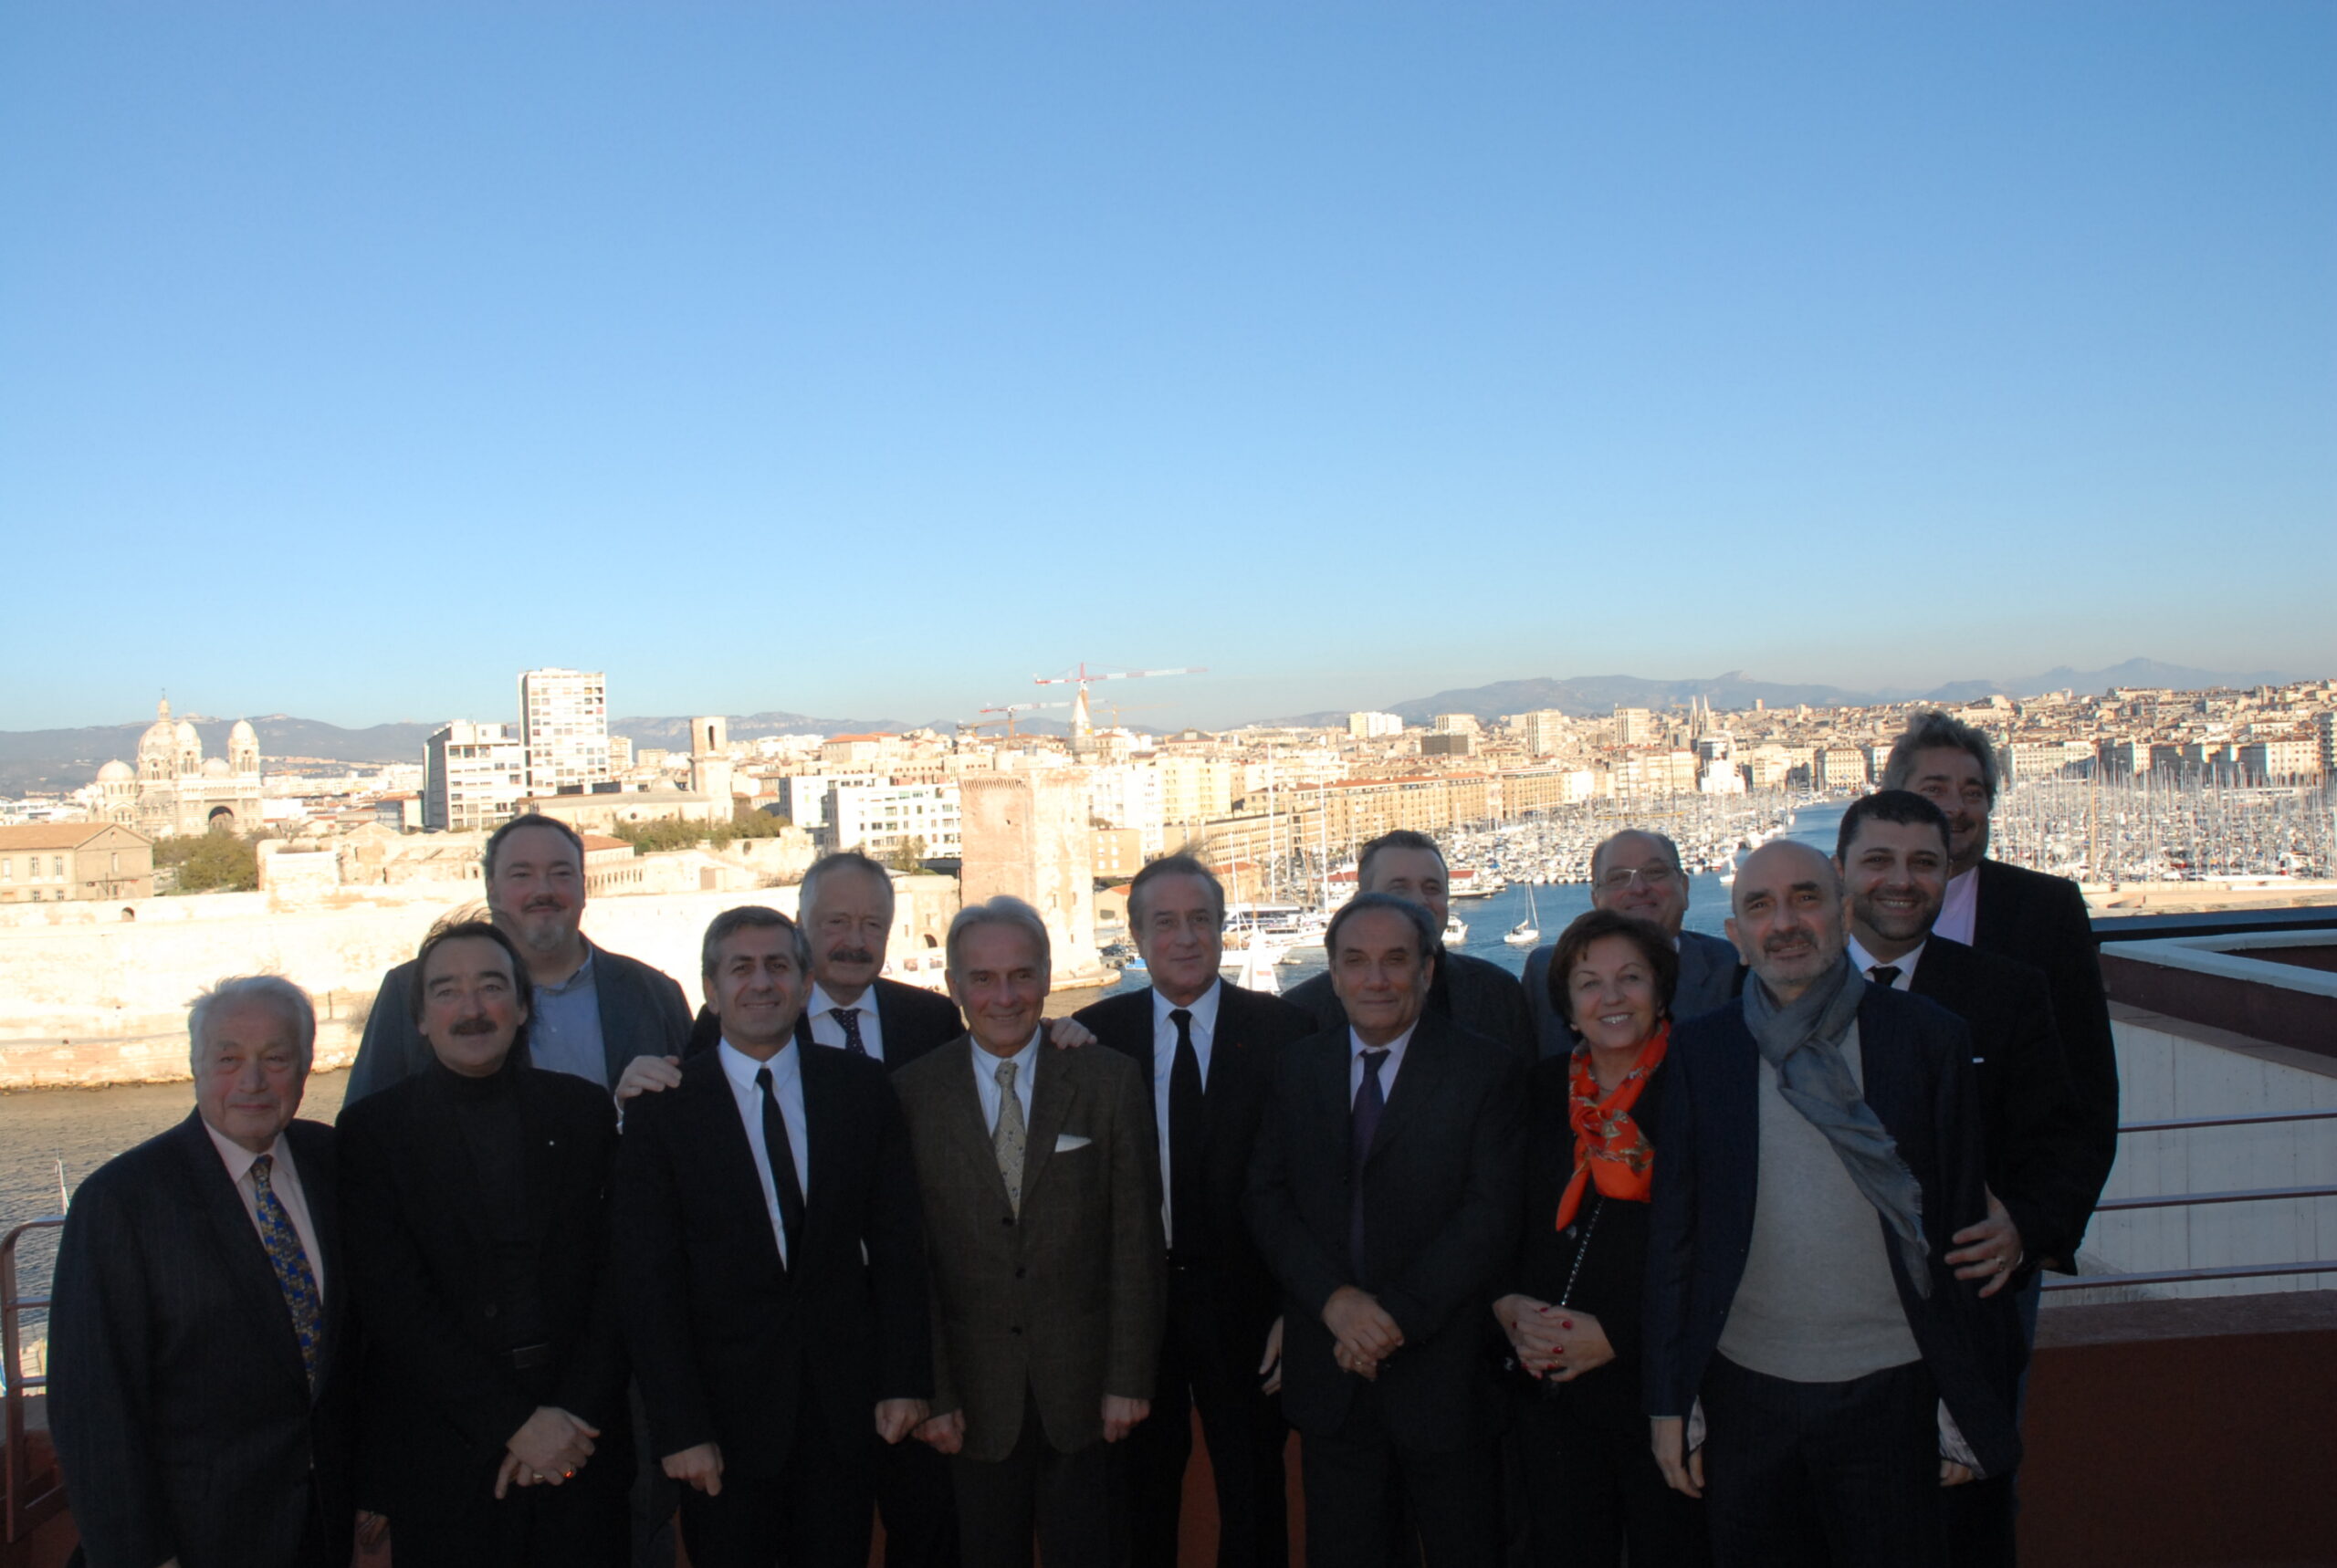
[{"xmin": 1553, "ymin": 1022, "xmax": 1670, "ymax": 1234}]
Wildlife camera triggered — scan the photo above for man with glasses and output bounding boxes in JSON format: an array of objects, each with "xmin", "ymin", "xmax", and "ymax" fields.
[{"xmin": 1525, "ymin": 830, "xmax": 1742, "ymax": 1058}]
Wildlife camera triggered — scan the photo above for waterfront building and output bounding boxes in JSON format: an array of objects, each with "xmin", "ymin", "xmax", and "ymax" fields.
[
  {"xmin": 1520, "ymin": 709, "xmax": 1571, "ymax": 756},
  {"xmin": 1087, "ymin": 763, "xmax": 1168, "ymax": 858},
  {"xmin": 2237, "ymin": 737, "xmax": 2321, "ymax": 781},
  {"xmin": 821, "ymin": 780, "xmax": 961, "ymax": 861},
  {"xmin": 1347, "ymin": 710, "xmax": 1403, "ymax": 738},
  {"xmin": 422, "ymin": 721, "xmax": 526, "ymax": 832},
  {"xmin": 518, "ymin": 666, "xmax": 610, "ymax": 795},
  {"xmin": 1614, "ymin": 706, "xmax": 1659, "ymax": 745},
  {"xmin": 0, "ymin": 821, "xmax": 153, "ymax": 902}
]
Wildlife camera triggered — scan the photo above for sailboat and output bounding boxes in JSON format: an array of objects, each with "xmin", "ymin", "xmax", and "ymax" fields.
[{"xmin": 1504, "ymin": 883, "xmax": 1541, "ymax": 946}]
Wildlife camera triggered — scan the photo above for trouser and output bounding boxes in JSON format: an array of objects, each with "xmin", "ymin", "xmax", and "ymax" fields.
[
  {"xmin": 677, "ymin": 1405, "xmax": 875, "ymax": 1568},
  {"xmin": 875, "ymin": 1420, "xmax": 963, "ymax": 1567},
  {"xmin": 1298, "ymin": 1381, "xmax": 1501, "ymax": 1568},
  {"xmin": 1123, "ymin": 1265, "xmax": 1291, "ymax": 1568},
  {"xmin": 392, "ymin": 1462, "xmax": 631, "ymax": 1568},
  {"xmin": 631, "ymin": 1378, "xmax": 678, "ymax": 1568},
  {"xmin": 1944, "ymin": 1272, "xmax": 2044, "ymax": 1568},
  {"xmin": 1701, "ymin": 1354, "xmax": 1944, "ymax": 1568},
  {"xmin": 1514, "ymin": 1386, "xmax": 1706, "ymax": 1568},
  {"xmin": 951, "ymin": 1394, "xmax": 1116, "ymax": 1568}
]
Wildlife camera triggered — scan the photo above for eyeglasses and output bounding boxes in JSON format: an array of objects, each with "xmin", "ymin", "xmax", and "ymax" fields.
[{"xmin": 1598, "ymin": 866, "xmax": 1679, "ymax": 893}]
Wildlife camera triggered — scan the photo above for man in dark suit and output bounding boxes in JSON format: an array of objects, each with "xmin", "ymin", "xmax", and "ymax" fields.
[
  {"xmin": 337, "ymin": 919, "xmax": 633, "ymax": 1566},
  {"xmin": 1525, "ymin": 829, "xmax": 1742, "ymax": 1058},
  {"xmin": 345, "ymin": 812, "xmax": 693, "ymax": 1104},
  {"xmin": 50, "ymin": 975, "xmax": 357, "ymax": 1568},
  {"xmin": 1644, "ymin": 841, "xmax": 2018, "ymax": 1567},
  {"xmin": 1246, "ymin": 893, "xmax": 1526, "ymax": 1568},
  {"xmin": 1284, "ymin": 831, "xmax": 1534, "ymax": 1058},
  {"xmin": 895, "ymin": 896, "xmax": 1166, "ymax": 1568},
  {"xmin": 1837, "ymin": 790, "xmax": 2098, "ymax": 1566},
  {"xmin": 614, "ymin": 905, "xmax": 933, "ymax": 1568},
  {"xmin": 1881, "ymin": 714, "xmax": 2120, "ymax": 1243},
  {"xmin": 1072, "ymin": 854, "xmax": 1315, "ymax": 1568}
]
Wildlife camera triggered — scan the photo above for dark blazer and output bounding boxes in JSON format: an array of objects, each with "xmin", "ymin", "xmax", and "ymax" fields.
[
  {"xmin": 1245, "ymin": 1011, "xmax": 1527, "ymax": 1451},
  {"xmin": 893, "ymin": 1035, "xmax": 1166, "ymax": 1463},
  {"xmin": 1972, "ymin": 858, "xmax": 2121, "ymax": 1227},
  {"xmin": 1640, "ymin": 985, "xmax": 2019, "ymax": 1479},
  {"xmin": 1525, "ymin": 930, "xmax": 1743, "ymax": 1059},
  {"xmin": 1508, "ymin": 1054, "xmax": 1672, "ymax": 1430},
  {"xmin": 1073, "ymin": 980, "xmax": 1317, "ymax": 1361},
  {"xmin": 614, "ymin": 1042, "xmax": 931, "ymax": 1476},
  {"xmin": 346, "ymin": 937, "xmax": 693, "ymax": 1103},
  {"xmin": 684, "ymin": 975, "xmax": 965, "ymax": 1071},
  {"xmin": 336, "ymin": 1061, "xmax": 630, "ymax": 1515},
  {"xmin": 1908, "ymin": 936, "xmax": 2096, "ymax": 1270},
  {"xmin": 49, "ymin": 1113, "xmax": 356, "ymax": 1568},
  {"xmin": 1286, "ymin": 947, "xmax": 1536, "ymax": 1059}
]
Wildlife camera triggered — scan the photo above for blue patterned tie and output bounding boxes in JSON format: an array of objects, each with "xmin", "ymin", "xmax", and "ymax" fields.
[
  {"xmin": 834, "ymin": 1006, "xmax": 867, "ymax": 1056},
  {"xmin": 250, "ymin": 1155, "xmax": 322, "ymax": 1390}
]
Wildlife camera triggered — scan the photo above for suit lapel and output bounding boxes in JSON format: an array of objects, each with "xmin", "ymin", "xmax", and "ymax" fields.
[
  {"xmin": 1854, "ymin": 991, "xmax": 1920, "ymax": 1144},
  {"xmin": 1021, "ymin": 1043, "xmax": 1079, "ymax": 1203},
  {"xmin": 176, "ymin": 1113, "xmax": 311, "ymax": 1396},
  {"xmin": 797, "ymin": 1041, "xmax": 844, "ymax": 1255},
  {"xmin": 693, "ymin": 1057, "xmax": 787, "ymax": 1275},
  {"xmin": 1362, "ymin": 1016, "xmax": 1442, "ymax": 1166},
  {"xmin": 937, "ymin": 1039, "xmax": 1018, "ymax": 1214}
]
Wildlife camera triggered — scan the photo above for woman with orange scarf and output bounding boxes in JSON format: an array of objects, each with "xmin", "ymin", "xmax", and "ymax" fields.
[{"xmin": 1494, "ymin": 909, "xmax": 1708, "ymax": 1567}]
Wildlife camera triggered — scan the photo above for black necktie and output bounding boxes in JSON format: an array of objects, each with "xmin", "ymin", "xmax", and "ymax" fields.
[
  {"xmin": 834, "ymin": 1006, "xmax": 867, "ymax": 1055},
  {"xmin": 1349, "ymin": 1049, "xmax": 1390, "ymax": 1286},
  {"xmin": 754, "ymin": 1065, "xmax": 807, "ymax": 1269},
  {"xmin": 1870, "ymin": 964, "xmax": 1902, "ymax": 988},
  {"xmin": 1167, "ymin": 1008, "xmax": 1208, "ymax": 1260}
]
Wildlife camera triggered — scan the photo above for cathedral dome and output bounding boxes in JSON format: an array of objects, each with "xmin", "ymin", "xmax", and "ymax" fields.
[
  {"xmin": 174, "ymin": 720, "xmax": 200, "ymax": 748},
  {"xmin": 98, "ymin": 759, "xmax": 133, "ymax": 781},
  {"xmin": 202, "ymin": 757, "xmax": 232, "ymax": 779},
  {"xmin": 229, "ymin": 718, "xmax": 257, "ymax": 745}
]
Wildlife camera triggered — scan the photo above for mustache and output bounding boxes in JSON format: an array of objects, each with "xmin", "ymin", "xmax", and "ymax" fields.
[
  {"xmin": 448, "ymin": 1016, "xmax": 501, "ymax": 1036},
  {"xmin": 826, "ymin": 946, "xmax": 876, "ymax": 966}
]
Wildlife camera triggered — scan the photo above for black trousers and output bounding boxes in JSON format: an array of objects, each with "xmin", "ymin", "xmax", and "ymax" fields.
[
  {"xmin": 1514, "ymin": 1385, "xmax": 1705, "ymax": 1568},
  {"xmin": 1299, "ymin": 1380, "xmax": 1502, "ymax": 1568},
  {"xmin": 951, "ymin": 1393, "xmax": 1116, "ymax": 1568},
  {"xmin": 1701, "ymin": 1354, "xmax": 1943, "ymax": 1568},
  {"xmin": 678, "ymin": 1411, "xmax": 875, "ymax": 1568},
  {"xmin": 1124, "ymin": 1265, "xmax": 1290, "ymax": 1568},
  {"xmin": 392, "ymin": 1462, "xmax": 631, "ymax": 1568},
  {"xmin": 875, "ymin": 1422, "xmax": 963, "ymax": 1567}
]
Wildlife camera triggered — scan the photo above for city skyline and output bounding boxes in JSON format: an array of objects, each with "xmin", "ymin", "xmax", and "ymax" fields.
[{"xmin": 4, "ymin": 5, "xmax": 2332, "ymax": 732}]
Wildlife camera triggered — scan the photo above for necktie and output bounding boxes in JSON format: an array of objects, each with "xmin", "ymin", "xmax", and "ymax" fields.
[
  {"xmin": 1168, "ymin": 1009, "xmax": 1207, "ymax": 1259},
  {"xmin": 755, "ymin": 1065, "xmax": 807, "ymax": 1269},
  {"xmin": 993, "ymin": 1059, "xmax": 1028, "ymax": 1215},
  {"xmin": 249, "ymin": 1155, "xmax": 322, "ymax": 1390},
  {"xmin": 1870, "ymin": 965, "xmax": 1902, "ymax": 988},
  {"xmin": 834, "ymin": 1006, "xmax": 867, "ymax": 1056},
  {"xmin": 1349, "ymin": 1050, "xmax": 1389, "ymax": 1287}
]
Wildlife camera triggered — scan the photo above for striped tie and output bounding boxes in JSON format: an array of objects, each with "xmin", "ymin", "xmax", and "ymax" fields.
[{"xmin": 250, "ymin": 1155, "xmax": 322, "ymax": 1390}]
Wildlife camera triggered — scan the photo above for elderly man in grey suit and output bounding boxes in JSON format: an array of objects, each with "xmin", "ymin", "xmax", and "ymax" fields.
[
  {"xmin": 50, "ymin": 976, "xmax": 357, "ymax": 1568},
  {"xmin": 1525, "ymin": 830, "xmax": 1741, "ymax": 1058},
  {"xmin": 894, "ymin": 896, "xmax": 1166, "ymax": 1568},
  {"xmin": 344, "ymin": 812, "xmax": 693, "ymax": 1105}
]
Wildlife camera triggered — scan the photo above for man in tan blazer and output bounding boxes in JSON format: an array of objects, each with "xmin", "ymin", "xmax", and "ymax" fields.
[{"xmin": 896, "ymin": 895, "xmax": 1166, "ymax": 1568}]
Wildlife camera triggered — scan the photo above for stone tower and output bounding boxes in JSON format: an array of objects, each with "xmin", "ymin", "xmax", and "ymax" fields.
[
  {"xmin": 957, "ymin": 769, "xmax": 1106, "ymax": 987},
  {"xmin": 688, "ymin": 716, "xmax": 734, "ymax": 809}
]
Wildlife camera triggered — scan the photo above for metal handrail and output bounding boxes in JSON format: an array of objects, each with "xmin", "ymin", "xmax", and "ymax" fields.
[
  {"xmin": 2, "ymin": 1216, "xmax": 68, "ymax": 1545},
  {"xmin": 2091, "ymin": 905, "xmax": 2337, "ymax": 944},
  {"xmin": 2119, "ymin": 1107, "xmax": 2337, "ymax": 1133},
  {"xmin": 2045, "ymin": 1260, "xmax": 2337, "ymax": 1291},
  {"xmin": 2095, "ymin": 1183, "xmax": 2337, "ymax": 1213}
]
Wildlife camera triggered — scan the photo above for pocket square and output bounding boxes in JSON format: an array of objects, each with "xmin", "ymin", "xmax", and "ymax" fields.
[{"xmin": 1053, "ymin": 1134, "xmax": 1092, "ymax": 1152}]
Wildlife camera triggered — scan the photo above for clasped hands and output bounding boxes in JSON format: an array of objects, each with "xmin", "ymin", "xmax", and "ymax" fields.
[
  {"xmin": 912, "ymin": 1395, "xmax": 1149, "ymax": 1455},
  {"xmin": 496, "ymin": 1406, "xmax": 599, "ymax": 1498},
  {"xmin": 1323, "ymin": 1286, "xmax": 1403, "ymax": 1380},
  {"xmin": 1492, "ymin": 1293, "xmax": 1614, "ymax": 1384}
]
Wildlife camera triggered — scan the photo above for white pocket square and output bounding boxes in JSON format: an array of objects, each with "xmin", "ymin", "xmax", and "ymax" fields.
[{"xmin": 1053, "ymin": 1134, "xmax": 1092, "ymax": 1152}]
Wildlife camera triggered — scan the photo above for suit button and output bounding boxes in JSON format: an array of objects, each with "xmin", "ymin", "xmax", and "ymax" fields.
[
  {"xmin": 1011, "ymin": 1326, "xmax": 1022, "ymax": 1336},
  {"xmin": 484, "ymin": 1304, "xmax": 498, "ymax": 1319},
  {"xmin": 1001, "ymin": 1216, "xmax": 1015, "ymax": 1228}
]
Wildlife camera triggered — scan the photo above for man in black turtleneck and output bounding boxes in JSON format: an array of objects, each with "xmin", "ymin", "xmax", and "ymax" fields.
[{"xmin": 339, "ymin": 919, "xmax": 632, "ymax": 1567}]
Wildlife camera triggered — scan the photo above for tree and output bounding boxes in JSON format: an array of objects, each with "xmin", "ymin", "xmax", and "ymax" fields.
[
  {"xmin": 155, "ymin": 831, "xmax": 260, "ymax": 893},
  {"xmin": 886, "ymin": 835, "xmax": 928, "ymax": 873}
]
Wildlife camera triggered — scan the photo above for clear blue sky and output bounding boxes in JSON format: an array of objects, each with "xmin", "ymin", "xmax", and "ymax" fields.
[{"xmin": 4, "ymin": 3, "xmax": 2331, "ymax": 732}]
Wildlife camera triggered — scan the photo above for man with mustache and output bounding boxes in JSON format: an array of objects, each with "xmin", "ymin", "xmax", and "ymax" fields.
[
  {"xmin": 1644, "ymin": 841, "xmax": 2017, "ymax": 1566},
  {"xmin": 1525, "ymin": 829, "xmax": 1743, "ymax": 1058},
  {"xmin": 345, "ymin": 813, "xmax": 694, "ymax": 1104}
]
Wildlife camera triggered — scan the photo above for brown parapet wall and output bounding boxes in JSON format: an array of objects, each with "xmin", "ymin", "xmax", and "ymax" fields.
[
  {"xmin": 2100, "ymin": 948, "xmax": 2337, "ymax": 1063},
  {"xmin": 2022, "ymin": 1291, "xmax": 2337, "ymax": 1566}
]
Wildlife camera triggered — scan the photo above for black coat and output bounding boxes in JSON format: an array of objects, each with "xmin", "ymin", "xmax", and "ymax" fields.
[
  {"xmin": 1509, "ymin": 1054, "xmax": 1672, "ymax": 1431},
  {"xmin": 1284, "ymin": 947, "xmax": 1536, "ymax": 1059},
  {"xmin": 1245, "ymin": 1011, "xmax": 1527, "ymax": 1450},
  {"xmin": 1641, "ymin": 986, "xmax": 2020, "ymax": 1479},
  {"xmin": 1908, "ymin": 936, "xmax": 2096, "ymax": 1270},
  {"xmin": 613, "ymin": 1043, "xmax": 932, "ymax": 1477},
  {"xmin": 346, "ymin": 939, "xmax": 693, "ymax": 1103},
  {"xmin": 1073, "ymin": 980, "xmax": 1317, "ymax": 1362},
  {"xmin": 684, "ymin": 974, "xmax": 965, "ymax": 1071},
  {"xmin": 49, "ymin": 1113, "xmax": 356, "ymax": 1568},
  {"xmin": 1971, "ymin": 858, "xmax": 2121, "ymax": 1235},
  {"xmin": 335, "ymin": 1060, "xmax": 630, "ymax": 1518}
]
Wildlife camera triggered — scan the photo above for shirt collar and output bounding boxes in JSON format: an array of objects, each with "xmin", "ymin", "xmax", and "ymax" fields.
[
  {"xmin": 1847, "ymin": 933, "xmax": 1927, "ymax": 982},
  {"xmin": 808, "ymin": 981, "xmax": 870, "ymax": 1021},
  {"xmin": 1153, "ymin": 978, "xmax": 1221, "ymax": 1036},
  {"xmin": 718, "ymin": 1037, "xmax": 798, "ymax": 1094},
  {"xmin": 1348, "ymin": 1020, "xmax": 1419, "ymax": 1060},
  {"xmin": 201, "ymin": 1114, "xmax": 282, "ymax": 1185},
  {"xmin": 536, "ymin": 944, "xmax": 597, "ymax": 997},
  {"xmin": 974, "ymin": 1028, "xmax": 1043, "ymax": 1077}
]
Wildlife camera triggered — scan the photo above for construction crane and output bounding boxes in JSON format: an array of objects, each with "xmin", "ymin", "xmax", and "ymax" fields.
[
  {"xmin": 1032, "ymin": 663, "xmax": 1207, "ymax": 744},
  {"xmin": 973, "ymin": 700, "xmax": 1071, "ymax": 740}
]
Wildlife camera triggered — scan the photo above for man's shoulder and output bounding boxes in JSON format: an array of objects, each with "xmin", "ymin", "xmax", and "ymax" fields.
[
  {"xmin": 1978, "ymin": 857, "xmax": 2088, "ymax": 918},
  {"xmin": 1680, "ymin": 928, "xmax": 1737, "ymax": 962},
  {"xmin": 877, "ymin": 976, "xmax": 959, "ymax": 1019},
  {"xmin": 1860, "ymin": 978, "xmax": 1970, "ymax": 1055},
  {"xmin": 1672, "ymin": 998, "xmax": 1749, "ymax": 1053},
  {"xmin": 528, "ymin": 1063, "xmax": 622, "ymax": 1120},
  {"xmin": 1219, "ymin": 982, "xmax": 1316, "ymax": 1044},
  {"xmin": 891, "ymin": 1035, "xmax": 970, "ymax": 1097},
  {"xmin": 77, "ymin": 1113, "xmax": 204, "ymax": 1206},
  {"xmin": 1921, "ymin": 935, "xmax": 2044, "ymax": 997},
  {"xmin": 1070, "ymin": 987, "xmax": 1152, "ymax": 1040},
  {"xmin": 592, "ymin": 944, "xmax": 687, "ymax": 998},
  {"xmin": 1418, "ymin": 1009, "xmax": 1523, "ymax": 1077},
  {"xmin": 1446, "ymin": 949, "xmax": 1524, "ymax": 990}
]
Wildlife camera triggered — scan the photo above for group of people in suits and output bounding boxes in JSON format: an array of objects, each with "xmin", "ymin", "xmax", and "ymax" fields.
[{"xmin": 46, "ymin": 709, "xmax": 2118, "ymax": 1568}]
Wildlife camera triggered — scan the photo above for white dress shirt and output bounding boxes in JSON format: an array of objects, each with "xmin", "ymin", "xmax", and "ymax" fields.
[
  {"xmin": 1347, "ymin": 1020, "xmax": 1419, "ymax": 1105},
  {"xmin": 1848, "ymin": 935, "xmax": 1928, "ymax": 989},
  {"xmin": 1152, "ymin": 980, "xmax": 1222, "ymax": 1239},
  {"xmin": 971, "ymin": 1028, "xmax": 1043, "ymax": 1134},
  {"xmin": 804, "ymin": 983, "xmax": 886, "ymax": 1061},
  {"xmin": 718, "ymin": 1039, "xmax": 809, "ymax": 1267},
  {"xmin": 1935, "ymin": 868, "xmax": 1980, "ymax": 946},
  {"xmin": 203, "ymin": 1117, "xmax": 326, "ymax": 1301}
]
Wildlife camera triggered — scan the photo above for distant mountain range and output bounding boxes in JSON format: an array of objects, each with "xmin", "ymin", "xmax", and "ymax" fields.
[{"xmin": 2, "ymin": 658, "xmax": 2311, "ymax": 793}]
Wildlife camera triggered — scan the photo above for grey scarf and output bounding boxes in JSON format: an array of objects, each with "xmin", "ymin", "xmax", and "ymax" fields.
[{"xmin": 1743, "ymin": 954, "xmax": 1931, "ymax": 1298}]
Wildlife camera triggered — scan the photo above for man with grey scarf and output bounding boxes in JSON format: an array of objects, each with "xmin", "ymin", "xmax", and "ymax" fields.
[{"xmin": 1641, "ymin": 841, "xmax": 2020, "ymax": 1568}]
